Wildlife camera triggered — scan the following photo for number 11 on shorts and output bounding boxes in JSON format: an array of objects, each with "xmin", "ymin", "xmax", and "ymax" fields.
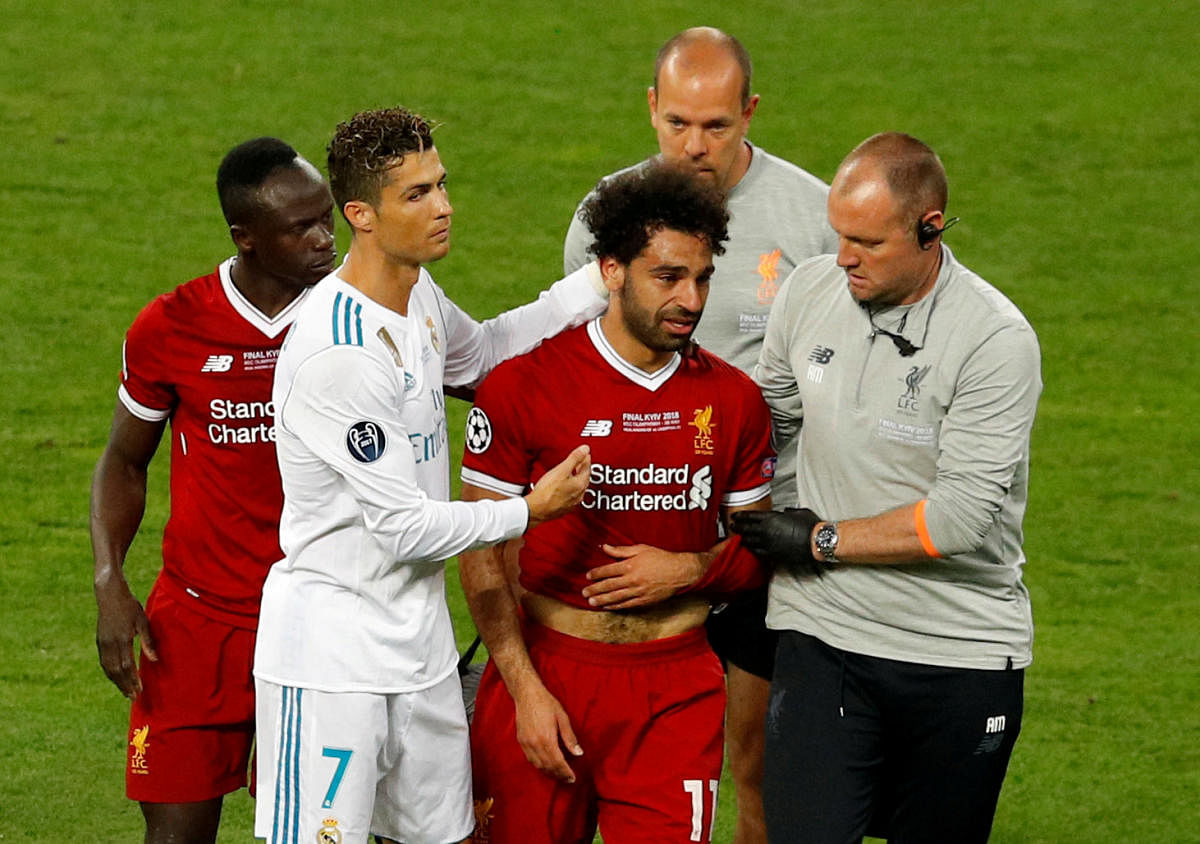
[
  {"xmin": 683, "ymin": 778, "xmax": 719, "ymax": 841},
  {"xmin": 321, "ymin": 747, "xmax": 353, "ymax": 809}
]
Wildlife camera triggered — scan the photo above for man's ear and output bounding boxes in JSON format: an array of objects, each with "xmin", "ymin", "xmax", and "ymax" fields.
[
  {"xmin": 599, "ymin": 256, "xmax": 625, "ymax": 293},
  {"xmin": 742, "ymin": 93, "xmax": 761, "ymax": 125},
  {"xmin": 342, "ymin": 200, "xmax": 375, "ymax": 235},
  {"xmin": 229, "ymin": 223, "xmax": 253, "ymax": 254}
]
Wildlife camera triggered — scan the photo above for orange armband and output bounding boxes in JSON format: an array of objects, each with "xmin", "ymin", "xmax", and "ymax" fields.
[{"xmin": 914, "ymin": 500, "xmax": 943, "ymax": 558}]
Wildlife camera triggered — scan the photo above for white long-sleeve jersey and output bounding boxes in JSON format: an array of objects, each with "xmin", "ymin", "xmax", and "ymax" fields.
[{"xmin": 254, "ymin": 263, "xmax": 606, "ymax": 693}]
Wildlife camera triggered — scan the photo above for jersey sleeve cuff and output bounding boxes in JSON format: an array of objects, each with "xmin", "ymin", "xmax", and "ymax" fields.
[
  {"xmin": 721, "ymin": 482, "xmax": 772, "ymax": 508},
  {"xmin": 461, "ymin": 467, "xmax": 525, "ymax": 498},
  {"xmin": 118, "ymin": 385, "xmax": 171, "ymax": 422}
]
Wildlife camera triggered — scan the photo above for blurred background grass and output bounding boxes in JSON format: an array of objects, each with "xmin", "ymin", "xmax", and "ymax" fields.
[{"xmin": 1, "ymin": 0, "xmax": 1196, "ymax": 839}]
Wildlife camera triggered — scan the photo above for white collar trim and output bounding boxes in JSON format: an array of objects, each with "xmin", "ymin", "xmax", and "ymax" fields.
[
  {"xmin": 586, "ymin": 318, "xmax": 680, "ymax": 391},
  {"xmin": 219, "ymin": 258, "xmax": 309, "ymax": 338}
]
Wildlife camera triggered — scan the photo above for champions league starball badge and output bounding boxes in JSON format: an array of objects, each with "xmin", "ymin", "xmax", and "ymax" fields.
[
  {"xmin": 346, "ymin": 420, "xmax": 386, "ymax": 463},
  {"xmin": 465, "ymin": 407, "xmax": 492, "ymax": 454}
]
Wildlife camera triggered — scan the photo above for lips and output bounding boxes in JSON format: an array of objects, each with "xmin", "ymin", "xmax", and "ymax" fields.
[{"xmin": 660, "ymin": 311, "xmax": 698, "ymax": 335}]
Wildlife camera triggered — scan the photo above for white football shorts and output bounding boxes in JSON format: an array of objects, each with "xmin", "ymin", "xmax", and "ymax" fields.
[{"xmin": 254, "ymin": 673, "xmax": 473, "ymax": 844}]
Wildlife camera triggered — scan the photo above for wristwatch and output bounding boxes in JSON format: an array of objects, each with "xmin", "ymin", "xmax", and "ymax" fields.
[{"xmin": 814, "ymin": 521, "xmax": 839, "ymax": 563}]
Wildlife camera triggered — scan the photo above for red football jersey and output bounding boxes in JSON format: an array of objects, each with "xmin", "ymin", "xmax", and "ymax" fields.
[
  {"xmin": 461, "ymin": 320, "xmax": 775, "ymax": 609},
  {"xmin": 118, "ymin": 260, "xmax": 307, "ymax": 627}
]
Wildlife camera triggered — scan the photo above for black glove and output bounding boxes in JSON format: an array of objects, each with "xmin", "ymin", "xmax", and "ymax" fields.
[{"xmin": 730, "ymin": 508, "xmax": 829, "ymax": 576}]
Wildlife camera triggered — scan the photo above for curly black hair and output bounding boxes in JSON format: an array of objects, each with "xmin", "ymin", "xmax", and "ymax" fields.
[
  {"xmin": 327, "ymin": 107, "xmax": 436, "ymax": 215},
  {"xmin": 216, "ymin": 137, "xmax": 300, "ymax": 226},
  {"xmin": 581, "ymin": 164, "xmax": 729, "ymax": 266}
]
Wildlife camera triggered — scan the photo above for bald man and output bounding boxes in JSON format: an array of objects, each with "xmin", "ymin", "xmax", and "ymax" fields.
[
  {"xmin": 563, "ymin": 28, "xmax": 835, "ymax": 843},
  {"xmin": 736, "ymin": 132, "xmax": 1041, "ymax": 843}
]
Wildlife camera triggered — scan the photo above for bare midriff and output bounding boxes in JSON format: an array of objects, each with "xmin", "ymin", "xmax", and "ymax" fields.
[{"xmin": 522, "ymin": 591, "xmax": 710, "ymax": 644}]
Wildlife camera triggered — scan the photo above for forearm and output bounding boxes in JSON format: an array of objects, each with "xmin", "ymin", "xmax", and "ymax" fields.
[
  {"xmin": 679, "ymin": 536, "xmax": 767, "ymax": 595},
  {"xmin": 91, "ymin": 405, "xmax": 165, "ymax": 592},
  {"xmin": 444, "ymin": 263, "xmax": 606, "ymax": 388},
  {"xmin": 90, "ymin": 437, "xmax": 160, "ymax": 696},
  {"xmin": 586, "ymin": 498, "xmax": 773, "ymax": 608},
  {"xmin": 460, "ymin": 544, "xmax": 541, "ymax": 696},
  {"xmin": 815, "ymin": 502, "xmax": 937, "ymax": 566},
  {"xmin": 686, "ymin": 499, "xmax": 774, "ymax": 594},
  {"xmin": 89, "ymin": 451, "xmax": 149, "ymax": 592}
]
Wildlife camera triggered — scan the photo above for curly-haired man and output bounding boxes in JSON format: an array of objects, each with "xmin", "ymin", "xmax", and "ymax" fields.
[
  {"xmin": 459, "ymin": 164, "xmax": 776, "ymax": 843},
  {"xmin": 252, "ymin": 107, "xmax": 609, "ymax": 844}
]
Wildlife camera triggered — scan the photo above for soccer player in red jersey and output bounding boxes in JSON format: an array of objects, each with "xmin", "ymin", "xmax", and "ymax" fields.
[
  {"xmin": 90, "ymin": 138, "xmax": 335, "ymax": 844},
  {"xmin": 460, "ymin": 164, "xmax": 776, "ymax": 843}
]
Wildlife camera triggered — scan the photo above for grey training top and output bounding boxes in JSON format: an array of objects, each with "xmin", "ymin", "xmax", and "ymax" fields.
[
  {"xmin": 565, "ymin": 142, "xmax": 837, "ymax": 504},
  {"xmin": 755, "ymin": 247, "xmax": 1042, "ymax": 669}
]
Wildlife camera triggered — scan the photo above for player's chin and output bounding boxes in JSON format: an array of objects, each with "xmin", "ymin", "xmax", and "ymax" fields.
[
  {"xmin": 656, "ymin": 332, "xmax": 695, "ymax": 352},
  {"xmin": 424, "ymin": 240, "xmax": 452, "ymax": 263}
]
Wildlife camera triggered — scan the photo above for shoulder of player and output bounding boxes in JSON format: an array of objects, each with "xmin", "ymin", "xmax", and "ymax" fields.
[
  {"xmin": 126, "ymin": 266, "xmax": 225, "ymax": 337},
  {"xmin": 476, "ymin": 323, "xmax": 587, "ymax": 394},
  {"xmin": 939, "ymin": 254, "xmax": 1038, "ymax": 342},
  {"xmin": 744, "ymin": 143, "xmax": 830, "ymax": 196},
  {"xmin": 684, "ymin": 346, "xmax": 759, "ymax": 389},
  {"xmin": 681, "ymin": 351, "xmax": 770, "ymax": 434},
  {"xmin": 282, "ymin": 282, "xmax": 401, "ymax": 370},
  {"xmin": 776, "ymin": 254, "xmax": 842, "ymax": 305}
]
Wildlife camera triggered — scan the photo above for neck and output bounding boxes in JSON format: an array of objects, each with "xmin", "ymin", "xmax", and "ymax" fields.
[
  {"xmin": 229, "ymin": 256, "xmax": 305, "ymax": 318},
  {"xmin": 340, "ymin": 240, "xmax": 421, "ymax": 315},
  {"xmin": 898, "ymin": 248, "xmax": 944, "ymax": 306},
  {"xmin": 598, "ymin": 311, "xmax": 675, "ymax": 373},
  {"xmin": 723, "ymin": 140, "xmax": 753, "ymax": 192}
]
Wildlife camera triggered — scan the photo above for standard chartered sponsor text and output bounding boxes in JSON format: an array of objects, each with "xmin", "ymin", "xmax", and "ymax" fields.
[
  {"xmin": 208, "ymin": 398, "xmax": 276, "ymax": 444},
  {"xmin": 584, "ymin": 463, "xmax": 710, "ymax": 511}
]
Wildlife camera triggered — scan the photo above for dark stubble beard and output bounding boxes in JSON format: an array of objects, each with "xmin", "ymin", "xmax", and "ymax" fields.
[{"xmin": 619, "ymin": 282, "xmax": 698, "ymax": 353}]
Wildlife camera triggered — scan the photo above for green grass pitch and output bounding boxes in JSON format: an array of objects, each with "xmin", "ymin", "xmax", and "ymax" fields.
[{"xmin": 1, "ymin": 0, "xmax": 1196, "ymax": 840}]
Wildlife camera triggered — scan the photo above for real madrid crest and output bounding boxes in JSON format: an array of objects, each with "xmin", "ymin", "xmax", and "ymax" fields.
[
  {"xmin": 425, "ymin": 316, "xmax": 441, "ymax": 354},
  {"xmin": 317, "ymin": 817, "xmax": 343, "ymax": 844}
]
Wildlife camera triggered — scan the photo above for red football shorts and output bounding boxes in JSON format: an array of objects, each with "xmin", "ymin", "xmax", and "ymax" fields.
[
  {"xmin": 470, "ymin": 622, "xmax": 725, "ymax": 843},
  {"xmin": 126, "ymin": 582, "xmax": 256, "ymax": 803}
]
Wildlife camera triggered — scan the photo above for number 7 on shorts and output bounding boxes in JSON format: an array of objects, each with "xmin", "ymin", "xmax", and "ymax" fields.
[{"xmin": 321, "ymin": 747, "xmax": 353, "ymax": 809}]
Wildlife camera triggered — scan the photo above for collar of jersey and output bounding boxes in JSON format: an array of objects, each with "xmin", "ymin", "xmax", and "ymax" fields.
[
  {"xmin": 586, "ymin": 318, "xmax": 681, "ymax": 392},
  {"xmin": 220, "ymin": 257, "xmax": 310, "ymax": 338}
]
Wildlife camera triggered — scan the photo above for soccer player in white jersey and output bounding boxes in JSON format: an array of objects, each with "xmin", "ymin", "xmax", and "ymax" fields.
[
  {"xmin": 91, "ymin": 137, "xmax": 334, "ymax": 844},
  {"xmin": 562, "ymin": 28, "xmax": 838, "ymax": 843},
  {"xmin": 252, "ymin": 107, "xmax": 609, "ymax": 844}
]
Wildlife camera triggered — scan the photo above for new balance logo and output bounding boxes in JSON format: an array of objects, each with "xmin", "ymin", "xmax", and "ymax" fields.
[
  {"xmin": 808, "ymin": 346, "xmax": 834, "ymax": 364},
  {"xmin": 580, "ymin": 419, "xmax": 612, "ymax": 437},
  {"xmin": 974, "ymin": 714, "xmax": 1009, "ymax": 755},
  {"xmin": 201, "ymin": 355, "xmax": 234, "ymax": 373}
]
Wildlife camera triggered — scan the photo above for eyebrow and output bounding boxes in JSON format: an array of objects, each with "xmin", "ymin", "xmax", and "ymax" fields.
[
  {"xmin": 668, "ymin": 114, "xmax": 733, "ymax": 129},
  {"xmin": 389, "ymin": 166, "xmax": 448, "ymax": 194}
]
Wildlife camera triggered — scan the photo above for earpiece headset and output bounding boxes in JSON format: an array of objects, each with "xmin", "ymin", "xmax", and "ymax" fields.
[{"xmin": 916, "ymin": 215, "xmax": 960, "ymax": 250}]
